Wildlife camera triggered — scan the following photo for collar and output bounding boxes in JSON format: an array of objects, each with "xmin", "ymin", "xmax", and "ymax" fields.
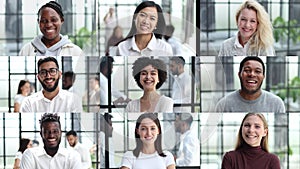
[
  {"xmin": 37, "ymin": 88, "xmax": 63, "ymax": 102},
  {"xmin": 234, "ymin": 32, "xmax": 250, "ymax": 49},
  {"xmin": 129, "ymin": 33, "xmax": 156, "ymax": 51},
  {"xmin": 36, "ymin": 146, "xmax": 69, "ymax": 158}
]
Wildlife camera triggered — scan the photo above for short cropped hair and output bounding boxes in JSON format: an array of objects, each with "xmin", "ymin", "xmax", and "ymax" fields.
[
  {"xmin": 39, "ymin": 113, "xmax": 61, "ymax": 130},
  {"xmin": 170, "ymin": 56, "xmax": 185, "ymax": 66},
  {"xmin": 38, "ymin": 1, "xmax": 64, "ymax": 20},
  {"xmin": 132, "ymin": 57, "xmax": 167, "ymax": 90},
  {"xmin": 239, "ymin": 56, "xmax": 265, "ymax": 75},
  {"xmin": 37, "ymin": 57, "xmax": 59, "ymax": 70},
  {"xmin": 66, "ymin": 130, "xmax": 77, "ymax": 137}
]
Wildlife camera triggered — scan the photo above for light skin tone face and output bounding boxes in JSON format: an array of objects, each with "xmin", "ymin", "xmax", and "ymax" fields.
[
  {"xmin": 139, "ymin": 65, "xmax": 159, "ymax": 91},
  {"xmin": 21, "ymin": 82, "xmax": 31, "ymax": 96},
  {"xmin": 239, "ymin": 60, "xmax": 264, "ymax": 97},
  {"xmin": 38, "ymin": 61, "xmax": 61, "ymax": 93},
  {"xmin": 242, "ymin": 115, "xmax": 267, "ymax": 147},
  {"xmin": 66, "ymin": 135, "xmax": 77, "ymax": 147},
  {"xmin": 40, "ymin": 122, "xmax": 61, "ymax": 156},
  {"xmin": 137, "ymin": 118, "xmax": 160, "ymax": 145},
  {"xmin": 169, "ymin": 60, "xmax": 180, "ymax": 76},
  {"xmin": 237, "ymin": 8, "xmax": 258, "ymax": 45},
  {"xmin": 135, "ymin": 7, "xmax": 158, "ymax": 35},
  {"xmin": 38, "ymin": 7, "xmax": 64, "ymax": 47}
]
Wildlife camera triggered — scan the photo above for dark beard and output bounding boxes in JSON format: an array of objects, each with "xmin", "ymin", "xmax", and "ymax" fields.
[
  {"xmin": 40, "ymin": 78, "xmax": 59, "ymax": 92},
  {"xmin": 240, "ymin": 79, "xmax": 262, "ymax": 95}
]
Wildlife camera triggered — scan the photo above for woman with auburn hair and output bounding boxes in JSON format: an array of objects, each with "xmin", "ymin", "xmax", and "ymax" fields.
[
  {"xmin": 221, "ymin": 113, "xmax": 280, "ymax": 169},
  {"xmin": 219, "ymin": 0, "xmax": 275, "ymax": 56},
  {"xmin": 120, "ymin": 113, "xmax": 175, "ymax": 169}
]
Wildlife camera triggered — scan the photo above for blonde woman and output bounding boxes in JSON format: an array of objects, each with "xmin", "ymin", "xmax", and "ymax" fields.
[{"xmin": 219, "ymin": 0, "xmax": 275, "ymax": 56}]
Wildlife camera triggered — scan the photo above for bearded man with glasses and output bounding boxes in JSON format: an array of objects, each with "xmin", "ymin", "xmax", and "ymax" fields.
[{"xmin": 20, "ymin": 57, "xmax": 82, "ymax": 113}]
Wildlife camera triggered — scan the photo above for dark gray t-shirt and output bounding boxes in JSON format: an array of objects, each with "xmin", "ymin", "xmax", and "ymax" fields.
[{"xmin": 215, "ymin": 90, "xmax": 285, "ymax": 113}]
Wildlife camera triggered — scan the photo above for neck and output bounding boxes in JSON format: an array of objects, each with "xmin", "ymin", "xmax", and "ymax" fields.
[
  {"xmin": 239, "ymin": 89, "xmax": 262, "ymax": 100},
  {"xmin": 44, "ymin": 146, "xmax": 59, "ymax": 157},
  {"xmin": 141, "ymin": 144, "xmax": 156, "ymax": 154},
  {"xmin": 141, "ymin": 90, "xmax": 159, "ymax": 100},
  {"xmin": 43, "ymin": 87, "xmax": 60, "ymax": 100},
  {"xmin": 42, "ymin": 36, "xmax": 61, "ymax": 48},
  {"xmin": 135, "ymin": 34, "xmax": 152, "ymax": 50},
  {"xmin": 238, "ymin": 33, "xmax": 250, "ymax": 47}
]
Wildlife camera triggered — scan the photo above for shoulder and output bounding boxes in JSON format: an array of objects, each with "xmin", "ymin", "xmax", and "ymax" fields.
[
  {"xmin": 262, "ymin": 90, "xmax": 282, "ymax": 101},
  {"xmin": 160, "ymin": 95, "xmax": 174, "ymax": 104},
  {"xmin": 123, "ymin": 151, "xmax": 135, "ymax": 158},
  {"xmin": 19, "ymin": 42, "xmax": 35, "ymax": 56},
  {"xmin": 217, "ymin": 91, "xmax": 239, "ymax": 103},
  {"xmin": 62, "ymin": 42, "xmax": 84, "ymax": 56}
]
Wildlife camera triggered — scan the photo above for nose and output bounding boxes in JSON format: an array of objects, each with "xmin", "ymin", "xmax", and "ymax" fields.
[{"xmin": 146, "ymin": 72, "xmax": 151, "ymax": 78}]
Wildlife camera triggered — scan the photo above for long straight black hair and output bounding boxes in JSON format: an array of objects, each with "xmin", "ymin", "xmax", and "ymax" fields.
[
  {"xmin": 123, "ymin": 1, "xmax": 166, "ymax": 42},
  {"xmin": 133, "ymin": 113, "xmax": 166, "ymax": 157}
]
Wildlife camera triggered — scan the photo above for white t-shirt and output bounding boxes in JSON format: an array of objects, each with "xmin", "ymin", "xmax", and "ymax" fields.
[
  {"xmin": 121, "ymin": 151, "xmax": 175, "ymax": 169},
  {"xmin": 20, "ymin": 147, "xmax": 82, "ymax": 169},
  {"xmin": 116, "ymin": 34, "xmax": 173, "ymax": 57},
  {"xmin": 126, "ymin": 95, "xmax": 173, "ymax": 113},
  {"xmin": 20, "ymin": 89, "xmax": 83, "ymax": 113}
]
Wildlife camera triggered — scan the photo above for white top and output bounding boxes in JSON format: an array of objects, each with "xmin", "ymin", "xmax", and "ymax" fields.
[
  {"xmin": 172, "ymin": 71, "xmax": 192, "ymax": 112},
  {"xmin": 100, "ymin": 72, "xmax": 127, "ymax": 105},
  {"xmin": 116, "ymin": 34, "xmax": 173, "ymax": 56},
  {"xmin": 14, "ymin": 94, "xmax": 26, "ymax": 104},
  {"xmin": 20, "ymin": 89, "xmax": 83, "ymax": 113},
  {"xmin": 20, "ymin": 147, "xmax": 82, "ymax": 169},
  {"xmin": 176, "ymin": 130, "xmax": 200, "ymax": 166},
  {"xmin": 19, "ymin": 36, "xmax": 84, "ymax": 57},
  {"xmin": 126, "ymin": 95, "xmax": 173, "ymax": 113},
  {"xmin": 69, "ymin": 142, "xmax": 92, "ymax": 169},
  {"xmin": 121, "ymin": 151, "xmax": 175, "ymax": 169},
  {"xmin": 15, "ymin": 151, "xmax": 22, "ymax": 160},
  {"xmin": 218, "ymin": 33, "xmax": 275, "ymax": 56}
]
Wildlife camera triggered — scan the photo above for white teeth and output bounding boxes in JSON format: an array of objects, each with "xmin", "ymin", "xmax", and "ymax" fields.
[{"xmin": 48, "ymin": 139, "xmax": 56, "ymax": 141}]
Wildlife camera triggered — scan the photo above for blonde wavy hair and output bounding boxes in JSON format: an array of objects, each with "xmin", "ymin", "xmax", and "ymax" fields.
[{"xmin": 235, "ymin": 0, "xmax": 274, "ymax": 55}]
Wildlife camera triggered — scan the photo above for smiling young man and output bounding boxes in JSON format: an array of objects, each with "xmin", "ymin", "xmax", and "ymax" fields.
[
  {"xmin": 20, "ymin": 113, "xmax": 81, "ymax": 169},
  {"xmin": 215, "ymin": 56, "xmax": 285, "ymax": 113},
  {"xmin": 20, "ymin": 57, "xmax": 82, "ymax": 113}
]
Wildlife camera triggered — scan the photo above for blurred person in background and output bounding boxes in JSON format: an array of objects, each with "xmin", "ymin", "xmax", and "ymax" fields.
[{"xmin": 14, "ymin": 79, "xmax": 31, "ymax": 112}]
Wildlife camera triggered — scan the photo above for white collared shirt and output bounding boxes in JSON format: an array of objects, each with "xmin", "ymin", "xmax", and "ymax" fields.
[
  {"xmin": 116, "ymin": 34, "xmax": 173, "ymax": 56},
  {"xmin": 20, "ymin": 89, "xmax": 83, "ymax": 113},
  {"xmin": 20, "ymin": 146, "xmax": 82, "ymax": 169},
  {"xmin": 176, "ymin": 130, "xmax": 200, "ymax": 166},
  {"xmin": 69, "ymin": 142, "xmax": 92, "ymax": 169}
]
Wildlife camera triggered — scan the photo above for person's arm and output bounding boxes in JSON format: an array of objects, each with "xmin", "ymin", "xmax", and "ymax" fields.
[
  {"xmin": 14, "ymin": 102, "xmax": 20, "ymax": 112},
  {"xmin": 221, "ymin": 152, "xmax": 233, "ymax": 169},
  {"xmin": 70, "ymin": 151, "xmax": 82, "ymax": 169},
  {"xmin": 167, "ymin": 164, "xmax": 175, "ymax": 169},
  {"xmin": 175, "ymin": 138, "xmax": 195, "ymax": 166},
  {"xmin": 81, "ymin": 146, "xmax": 92, "ymax": 169},
  {"xmin": 13, "ymin": 158, "xmax": 20, "ymax": 169}
]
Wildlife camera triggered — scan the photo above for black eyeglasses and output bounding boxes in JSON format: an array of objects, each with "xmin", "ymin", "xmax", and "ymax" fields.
[{"xmin": 38, "ymin": 68, "xmax": 58, "ymax": 77}]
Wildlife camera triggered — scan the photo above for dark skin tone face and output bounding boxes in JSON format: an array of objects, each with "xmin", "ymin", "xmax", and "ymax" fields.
[{"xmin": 40, "ymin": 121, "xmax": 61, "ymax": 157}]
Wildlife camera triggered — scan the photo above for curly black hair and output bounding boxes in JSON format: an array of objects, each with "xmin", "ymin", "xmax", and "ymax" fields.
[{"xmin": 132, "ymin": 57, "xmax": 167, "ymax": 90}]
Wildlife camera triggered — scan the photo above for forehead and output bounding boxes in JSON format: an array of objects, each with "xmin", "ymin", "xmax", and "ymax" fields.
[
  {"xmin": 42, "ymin": 121, "xmax": 60, "ymax": 129},
  {"xmin": 239, "ymin": 8, "xmax": 257, "ymax": 19},
  {"xmin": 141, "ymin": 65, "xmax": 157, "ymax": 71},
  {"xmin": 139, "ymin": 7, "xmax": 158, "ymax": 16},
  {"xmin": 140, "ymin": 118, "xmax": 157, "ymax": 127},
  {"xmin": 243, "ymin": 115, "xmax": 264, "ymax": 125},
  {"xmin": 242, "ymin": 60, "xmax": 263, "ymax": 69},
  {"xmin": 39, "ymin": 61, "xmax": 58, "ymax": 69},
  {"xmin": 40, "ymin": 7, "xmax": 60, "ymax": 18}
]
